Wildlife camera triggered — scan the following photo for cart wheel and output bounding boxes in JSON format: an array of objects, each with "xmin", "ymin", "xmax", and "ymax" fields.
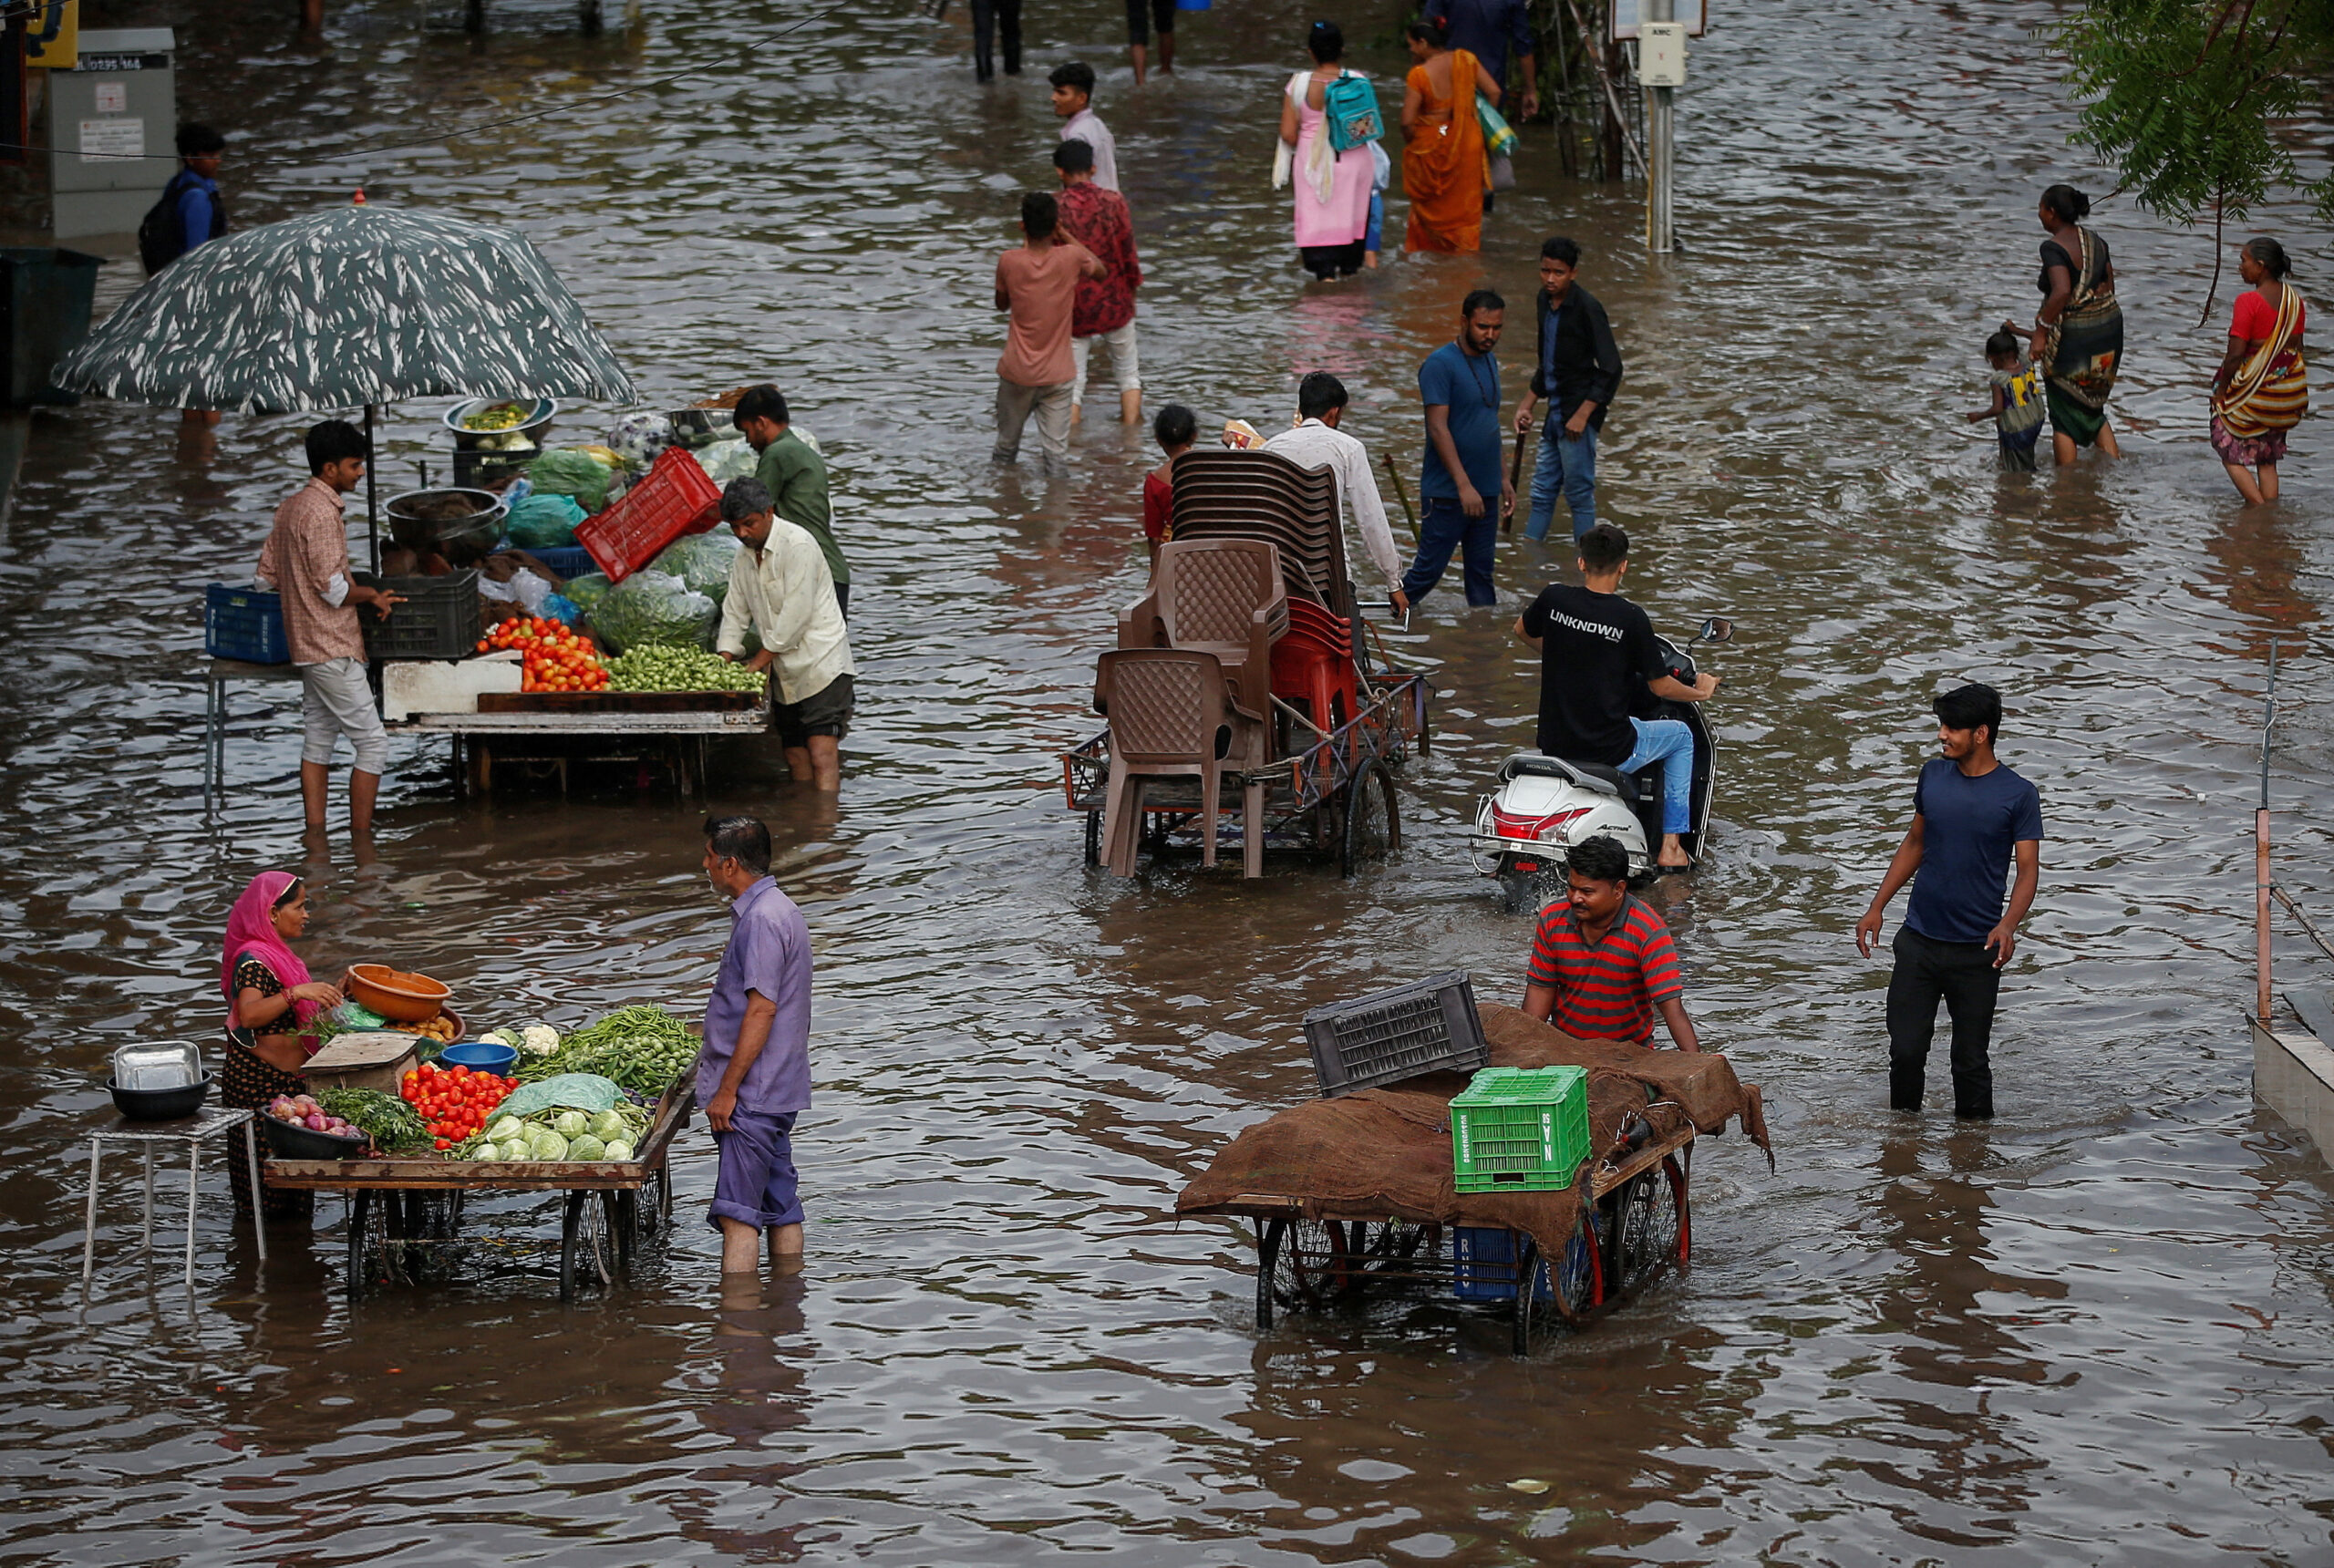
[
  {"xmin": 399, "ymin": 1190, "xmax": 465, "ymax": 1286},
  {"xmin": 603, "ymin": 1191, "xmax": 631, "ymax": 1284},
  {"xmin": 1338, "ymin": 760, "xmax": 1399, "ymax": 877},
  {"xmin": 1510, "ymin": 1210, "xmax": 1601, "ymax": 1353},
  {"xmin": 1082, "ymin": 809, "xmax": 1101, "ymax": 867},
  {"xmin": 1255, "ymin": 1217, "xmax": 1348, "ymax": 1329},
  {"xmin": 345, "ymin": 1191, "xmax": 376, "ymax": 1303},
  {"xmin": 1614, "ymin": 1155, "xmax": 1689, "ymax": 1293},
  {"xmin": 560, "ymin": 1191, "xmax": 614, "ymax": 1303}
]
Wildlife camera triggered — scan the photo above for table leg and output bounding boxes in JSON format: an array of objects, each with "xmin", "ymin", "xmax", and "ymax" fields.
[
  {"xmin": 79, "ymin": 1140, "xmax": 101, "ymax": 1303},
  {"xmin": 203, "ymin": 678, "xmax": 217, "ymax": 812},
  {"xmin": 244, "ymin": 1120, "xmax": 268, "ymax": 1264},
  {"xmin": 184, "ymin": 1144, "xmax": 201, "ymax": 1295},
  {"xmin": 141, "ymin": 1146, "xmax": 155, "ymax": 1251}
]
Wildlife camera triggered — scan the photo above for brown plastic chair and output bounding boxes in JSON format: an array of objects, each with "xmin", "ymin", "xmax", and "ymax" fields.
[
  {"xmin": 1119, "ymin": 538, "xmax": 1287, "ymax": 721},
  {"xmin": 1093, "ymin": 649, "xmax": 1269, "ymax": 877},
  {"xmin": 1168, "ymin": 450, "xmax": 1353, "ymax": 624}
]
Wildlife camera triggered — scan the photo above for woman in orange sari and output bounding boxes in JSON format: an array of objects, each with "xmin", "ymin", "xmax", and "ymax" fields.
[{"xmin": 1400, "ymin": 17, "xmax": 1502, "ymax": 253}]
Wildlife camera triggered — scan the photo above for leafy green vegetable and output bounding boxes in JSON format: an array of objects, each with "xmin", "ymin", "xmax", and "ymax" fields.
[{"xmin": 315, "ymin": 1088, "xmax": 431, "ymax": 1153}]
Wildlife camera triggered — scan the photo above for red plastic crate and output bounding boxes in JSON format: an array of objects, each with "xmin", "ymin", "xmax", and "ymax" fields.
[{"xmin": 574, "ymin": 447, "xmax": 723, "ymax": 583}]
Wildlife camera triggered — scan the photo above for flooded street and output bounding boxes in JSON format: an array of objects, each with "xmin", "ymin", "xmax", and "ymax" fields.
[{"xmin": 5, "ymin": 0, "xmax": 2334, "ymax": 1558}]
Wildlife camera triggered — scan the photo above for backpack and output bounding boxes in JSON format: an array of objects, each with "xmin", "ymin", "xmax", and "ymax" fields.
[
  {"xmin": 138, "ymin": 170, "xmax": 227, "ymax": 275},
  {"xmin": 1323, "ymin": 71, "xmax": 1382, "ymax": 154}
]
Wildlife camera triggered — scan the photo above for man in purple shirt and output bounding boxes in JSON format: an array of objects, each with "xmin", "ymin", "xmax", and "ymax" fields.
[{"xmin": 697, "ymin": 816, "xmax": 815, "ymax": 1273}]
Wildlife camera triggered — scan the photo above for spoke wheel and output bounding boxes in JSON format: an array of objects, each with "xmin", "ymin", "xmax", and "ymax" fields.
[
  {"xmin": 345, "ymin": 1191, "xmax": 379, "ymax": 1303},
  {"xmin": 1614, "ymin": 1155, "xmax": 1689, "ymax": 1294},
  {"xmin": 1338, "ymin": 761, "xmax": 1399, "ymax": 877},
  {"xmin": 1510, "ymin": 1208, "xmax": 1602, "ymax": 1352},
  {"xmin": 561, "ymin": 1190, "xmax": 614, "ymax": 1303},
  {"xmin": 1082, "ymin": 809, "xmax": 1101, "ymax": 867},
  {"xmin": 1255, "ymin": 1218, "xmax": 1351, "ymax": 1329}
]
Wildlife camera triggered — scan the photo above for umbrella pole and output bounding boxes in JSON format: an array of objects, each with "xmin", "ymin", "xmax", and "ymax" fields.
[{"xmin": 364, "ymin": 403, "xmax": 380, "ymax": 573}]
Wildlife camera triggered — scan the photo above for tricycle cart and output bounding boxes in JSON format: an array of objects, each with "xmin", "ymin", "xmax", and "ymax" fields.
[
  {"xmin": 263, "ymin": 1078, "xmax": 692, "ymax": 1303},
  {"xmin": 1065, "ymin": 449, "xmax": 1433, "ymax": 878}
]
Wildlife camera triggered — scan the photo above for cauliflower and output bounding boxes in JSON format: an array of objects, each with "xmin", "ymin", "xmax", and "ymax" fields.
[{"xmin": 520, "ymin": 1023, "xmax": 560, "ymax": 1057}]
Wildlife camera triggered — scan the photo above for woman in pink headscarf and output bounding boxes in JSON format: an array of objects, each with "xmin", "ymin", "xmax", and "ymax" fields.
[{"xmin": 221, "ymin": 872, "xmax": 347, "ymax": 1096}]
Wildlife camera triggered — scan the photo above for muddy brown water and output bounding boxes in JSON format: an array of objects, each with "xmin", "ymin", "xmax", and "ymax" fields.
[{"xmin": 5, "ymin": 0, "xmax": 2334, "ymax": 1561}]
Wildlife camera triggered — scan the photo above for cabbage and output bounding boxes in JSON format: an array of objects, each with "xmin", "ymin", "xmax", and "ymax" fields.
[
  {"xmin": 588, "ymin": 570, "xmax": 717, "ymax": 654},
  {"xmin": 552, "ymin": 1109, "xmax": 589, "ymax": 1137},
  {"xmin": 589, "ymin": 1109, "xmax": 629, "ymax": 1141},
  {"xmin": 499, "ymin": 1139, "xmax": 531, "ymax": 1161},
  {"xmin": 470, "ymin": 1142, "xmax": 501, "ymax": 1161},
  {"xmin": 568, "ymin": 1134, "xmax": 607, "ymax": 1161},
  {"xmin": 604, "ymin": 1140, "xmax": 635, "ymax": 1162},
  {"xmin": 531, "ymin": 1130, "xmax": 571, "ymax": 1161},
  {"xmin": 486, "ymin": 1117, "xmax": 524, "ymax": 1142}
]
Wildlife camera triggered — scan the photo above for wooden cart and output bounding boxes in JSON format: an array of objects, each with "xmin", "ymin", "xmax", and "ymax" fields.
[
  {"xmin": 388, "ymin": 687, "xmax": 770, "ymax": 798},
  {"xmin": 1200, "ymin": 1124, "xmax": 1696, "ymax": 1356},
  {"xmin": 264, "ymin": 1080, "xmax": 693, "ymax": 1303}
]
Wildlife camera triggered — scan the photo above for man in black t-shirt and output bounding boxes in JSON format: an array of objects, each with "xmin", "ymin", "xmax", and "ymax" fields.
[{"xmin": 1514, "ymin": 523, "xmax": 1719, "ymax": 870}]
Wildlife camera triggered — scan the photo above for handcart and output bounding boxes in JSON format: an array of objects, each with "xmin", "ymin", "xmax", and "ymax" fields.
[
  {"xmin": 263, "ymin": 1078, "xmax": 693, "ymax": 1304},
  {"xmin": 1176, "ymin": 993, "xmax": 1771, "ymax": 1354},
  {"xmin": 1063, "ymin": 449, "xmax": 1434, "ymax": 878}
]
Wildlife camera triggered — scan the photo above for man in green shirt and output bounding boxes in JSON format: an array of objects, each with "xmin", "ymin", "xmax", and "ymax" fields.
[{"xmin": 734, "ymin": 384, "xmax": 851, "ymax": 617}]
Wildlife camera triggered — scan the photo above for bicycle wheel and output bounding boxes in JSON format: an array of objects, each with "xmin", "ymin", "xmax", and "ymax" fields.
[
  {"xmin": 1338, "ymin": 760, "xmax": 1400, "ymax": 877},
  {"xmin": 1255, "ymin": 1217, "xmax": 1348, "ymax": 1329},
  {"xmin": 560, "ymin": 1190, "xmax": 614, "ymax": 1303},
  {"xmin": 1614, "ymin": 1156, "xmax": 1689, "ymax": 1293}
]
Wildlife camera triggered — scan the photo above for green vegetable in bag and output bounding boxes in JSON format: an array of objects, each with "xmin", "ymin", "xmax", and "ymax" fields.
[
  {"xmin": 563, "ymin": 573, "xmax": 612, "ymax": 616},
  {"xmin": 506, "ymin": 492, "xmax": 585, "ymax": 550},
  {"xmin": 589, "ymin": 570, "xmax": 718, "ymax": 654},
  {"xmin": 526, "ymin": 449, "xmax": 616, "ymax": 512},
  {"xmin": 648, "ymin": 531, "xmax": 740, "ymax": 603}
]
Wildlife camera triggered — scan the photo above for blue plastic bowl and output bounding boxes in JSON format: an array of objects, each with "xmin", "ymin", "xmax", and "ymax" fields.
[{"xmin": 438, "ymin": 1039, "xmax": 519, "ymax": 1075}]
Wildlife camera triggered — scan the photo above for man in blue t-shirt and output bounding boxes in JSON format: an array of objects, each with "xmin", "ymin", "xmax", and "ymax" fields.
[
  {"xmin": 1854, "ymin": 683, "xmax": 2043, "ymax": 1119},
  {"xmin": 1399, "ymin": 289, "xmax": 1513, "ymax": 610}
]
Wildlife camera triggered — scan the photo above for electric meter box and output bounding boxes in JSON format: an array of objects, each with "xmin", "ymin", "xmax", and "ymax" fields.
[
  {"xmin": 47, "ymin": 27, "xmax": 177, "ymax": 242},
  {"xmin": 1637, "ymin": 22, "xmax": 1687, "ymax": 88}
]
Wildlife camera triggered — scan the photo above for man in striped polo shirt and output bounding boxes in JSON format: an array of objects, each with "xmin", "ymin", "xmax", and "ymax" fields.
[{"xmin": 1520, "ymin": 835, "xmax": 1703, "ymax": 1051}]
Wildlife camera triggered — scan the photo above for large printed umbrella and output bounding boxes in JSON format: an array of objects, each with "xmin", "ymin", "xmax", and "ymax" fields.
[{"xmin": 53, "ymin": 199, "xmax": 637, "ymax": 563}]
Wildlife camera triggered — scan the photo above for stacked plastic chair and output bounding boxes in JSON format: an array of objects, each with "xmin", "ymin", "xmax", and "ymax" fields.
[{"xmin": 1165, "ymin": 449, "xmax": 1355, "ymax": 626}]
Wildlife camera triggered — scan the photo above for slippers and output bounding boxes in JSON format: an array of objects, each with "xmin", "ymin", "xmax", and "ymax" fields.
[{"xmin": 1655, "ymin": 861, "xmax": 1696, "ymax": 876}]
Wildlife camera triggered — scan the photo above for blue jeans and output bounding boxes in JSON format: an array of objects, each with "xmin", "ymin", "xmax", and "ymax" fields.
[
  {"xmin": 1620, "ymin": 717, "xmax": 1694, "ymax": 836},
  {"xmin": 1400, "ymin": 496, "xmax": 1498, "ymax": 606},
  {"xmin": 1365, "ymin": 191, "xmax": 1385, "ymax": 253},
  {"xmin": 1525, "ymin": 418, "xmax": 1597, "ymax": 542}
]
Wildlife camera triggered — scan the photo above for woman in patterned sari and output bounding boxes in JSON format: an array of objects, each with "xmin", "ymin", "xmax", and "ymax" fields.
[
  {"xmin": 221, "ymin": 872, "xmax": 346, "ymax": 1216},
  {"xmin": 2210, "ymin": 237, "xmax": 2308, "ymax": 506},
  {"xmin": 2027, "ymin": 183, "xmax": 2122, "ymax": 464},
  {"xmin": 1399, "ymin": 17, "xmax": 1501, "ymax": 254}
]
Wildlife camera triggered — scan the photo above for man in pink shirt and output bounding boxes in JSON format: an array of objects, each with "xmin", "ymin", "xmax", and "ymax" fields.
[
  {"xmin": 993, "ymin": 191, "xmax": 1103, "ymax": 469},
  {"xmin": 255, "ymin": 420, "xmax": 402, "ymax": 832}
]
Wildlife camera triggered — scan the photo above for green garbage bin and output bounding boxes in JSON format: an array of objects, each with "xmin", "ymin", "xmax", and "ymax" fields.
[{"xmin": 0, "ymin": 247, "xmax": 102, "ymax": 406}]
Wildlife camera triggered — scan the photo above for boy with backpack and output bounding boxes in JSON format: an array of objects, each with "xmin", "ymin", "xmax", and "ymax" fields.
[{"xmin": 140, "ymin": 125, "xmax": 229, "ymax": 276}]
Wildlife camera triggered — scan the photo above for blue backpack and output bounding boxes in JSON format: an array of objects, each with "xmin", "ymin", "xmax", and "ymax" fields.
[{"xmin": 1323, "ymin": 72, "xmax": 1382, "ymax": 154}]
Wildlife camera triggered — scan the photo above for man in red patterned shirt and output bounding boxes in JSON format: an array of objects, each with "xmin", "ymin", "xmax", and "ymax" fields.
[
  {"xmin": 1520, "ymin": 834, "xmax": 1702, "ymax": 1051},
  {"xmin": 1053, "ymin": 138, "xmax": 1142, "ymax": 427}
]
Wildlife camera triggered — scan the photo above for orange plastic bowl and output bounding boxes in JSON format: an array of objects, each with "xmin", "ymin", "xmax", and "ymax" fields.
[{"xmin": 348, "ymin": 964, "xmax": 451, "ymax": 1024}]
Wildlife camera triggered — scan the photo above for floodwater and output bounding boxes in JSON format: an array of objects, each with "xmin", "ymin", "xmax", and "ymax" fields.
[{"xmin": 4, "ymin": 0, "xmax": 2333, "ymax": 1560}]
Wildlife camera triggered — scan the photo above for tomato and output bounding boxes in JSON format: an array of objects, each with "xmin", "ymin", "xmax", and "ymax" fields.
[{"xmin": 434, "ymin": 1138, "xmax": 451, "ymax": 1150}]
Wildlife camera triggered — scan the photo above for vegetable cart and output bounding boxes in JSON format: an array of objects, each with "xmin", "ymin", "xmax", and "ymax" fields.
[
  {"xmin": 263, "ymin": 1077, "xmax": 694, "ymax": 1303},
  {"xmin": 387, "ymin": 688, "xmax": 769, "ymax": 798}
]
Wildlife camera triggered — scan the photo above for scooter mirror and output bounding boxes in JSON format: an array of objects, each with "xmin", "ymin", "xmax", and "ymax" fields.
[{"xmin": 1699, "ymin": 616, "xmax": 1734, "ymax": 644}]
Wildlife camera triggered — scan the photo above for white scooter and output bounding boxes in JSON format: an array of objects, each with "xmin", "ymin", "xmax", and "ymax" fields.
[{"xmin": 1470, "ymin": 617, "xmax": 1732, "ymax": 910}]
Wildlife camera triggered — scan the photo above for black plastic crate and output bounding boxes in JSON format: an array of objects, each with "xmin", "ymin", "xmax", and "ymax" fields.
[
  {"xmin": 356, "ymin": 570, "xmax": 482, "ymax": 661},
  {"xmin": 1302, "ymin": 970, "xmax": 1490, "ymax": 1098},
  {"xmin": 204, "ymin": 583, "xmax": 291, "ymax": 664}
]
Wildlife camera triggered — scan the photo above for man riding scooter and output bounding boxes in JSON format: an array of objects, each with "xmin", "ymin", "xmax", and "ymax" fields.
[{"xmin": 1514, "ymin": 523, "xmax": 1719, "ymax": 872}]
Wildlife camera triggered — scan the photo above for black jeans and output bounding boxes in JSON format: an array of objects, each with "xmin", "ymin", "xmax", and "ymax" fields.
[
  {"xmin": 971, "ymin": 0, "xmax": 1021, "ymax": 81},
  {"xmin": 1886, "ymin": 926, "xmax": 1999, "ymax": 1119}
]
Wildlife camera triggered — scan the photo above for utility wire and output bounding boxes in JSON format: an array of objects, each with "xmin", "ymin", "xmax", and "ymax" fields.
[{"xmin": 0, "ymin": 1, "xmax": 844, "ymax": 166}]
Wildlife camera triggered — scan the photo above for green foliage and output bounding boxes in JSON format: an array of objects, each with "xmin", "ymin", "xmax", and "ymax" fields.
[{"xmin": 2058, "ymin": 0, "xmax": 2334, "ymax": 225}]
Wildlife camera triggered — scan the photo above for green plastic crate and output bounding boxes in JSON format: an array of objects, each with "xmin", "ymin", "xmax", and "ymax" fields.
[{"xmin": 1450, "ymin": 1066, "xmax": 1590, "ymax": 1193}]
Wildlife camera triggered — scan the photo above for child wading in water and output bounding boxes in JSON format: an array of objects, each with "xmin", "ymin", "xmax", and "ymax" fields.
[
  {"xmin": 1969, "ymin": 328, "xmax": 2046, "ymax": 471},
  {"xmin": 1143, "ymin": 403, "xmax": 1195, "ymax": 568}
]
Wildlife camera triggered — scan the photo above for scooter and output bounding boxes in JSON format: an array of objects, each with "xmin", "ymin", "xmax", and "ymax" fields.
[{"xmin": 1470, "ymin": 616, "xmax": 1733, "ymax": 911}]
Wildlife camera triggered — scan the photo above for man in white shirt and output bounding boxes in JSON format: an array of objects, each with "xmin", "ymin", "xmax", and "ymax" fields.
[
  {"xmin": 1050, "ymin": 62, "xmax": 1119, "ymax": 192},
  {"xmin": 1263, "ymin": 372, "xmax": 1409, "ymax": 614},
  {"xmin": 716, "ymin": 477, "xmax": 858, "ymax": 793}
]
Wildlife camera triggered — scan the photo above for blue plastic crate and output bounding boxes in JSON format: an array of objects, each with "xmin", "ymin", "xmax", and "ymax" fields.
[
  {"xmin": 204, "ymin": 584, "xmax": 291, "ymax": 665},
  {"xmin": 1451, "ymin": 1226, "xmax": 1551, "ymax": 1303},
  {"xmin": 522, "ymin": 544, "xmax": 596, "ymax": 582}
]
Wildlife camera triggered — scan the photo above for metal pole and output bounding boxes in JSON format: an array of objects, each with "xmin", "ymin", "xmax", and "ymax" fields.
[
  {"xmin": 2257, "ymin": 638, "xmax": 2279, "ymax": 1024},
  {"xmin": 364, "ymin": 403, "xmax": 380, "ymax": 573},
  {"xmin": 1646, "ymin": 0, "xmax": 1675, "ymax": 254}
]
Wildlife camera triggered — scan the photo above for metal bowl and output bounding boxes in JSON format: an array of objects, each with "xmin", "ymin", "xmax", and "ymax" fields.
[
  {"xmin": 383, "ymin": 488, "xmax": 508, "ymax": 558},
  {"xmin": 444, "ymin": 397, "xmax": 557, "ymax": 448},
  {"xmin": 108, "ymin": 1074, "xmax": 212, "ymax": 1121},
  {"xmin": 668, "ymin": 407, "xmax": 736, "ymax": 437}
]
